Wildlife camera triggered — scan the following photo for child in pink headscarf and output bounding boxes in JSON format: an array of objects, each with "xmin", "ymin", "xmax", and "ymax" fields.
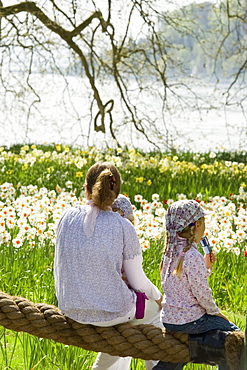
[{"xmin": 153, "ymin": 199, "xmax": 239, "ymax": 370}]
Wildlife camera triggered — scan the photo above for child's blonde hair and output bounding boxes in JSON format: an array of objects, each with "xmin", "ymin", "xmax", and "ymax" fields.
[
  {"xmin": 160, "ymin": 217, "xmax": 204, "ymax": 277},
  {"xmin": 173, "ymin": 222, "xmax": 198, "ymax": 277},
  {"xmin": 160, "ymin": 199, "xmax": 208, "ymax": 277}
]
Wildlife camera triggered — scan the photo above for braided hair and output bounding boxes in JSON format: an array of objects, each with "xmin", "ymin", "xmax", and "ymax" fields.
[{"xmin": 172, "ymin": 222, "xmax": 197, "ymax": 278}]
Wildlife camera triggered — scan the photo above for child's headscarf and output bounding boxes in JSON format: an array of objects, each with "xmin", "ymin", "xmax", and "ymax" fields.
[
  {"xmin": 162, "ymin": 200, "xmax": 209, "ymax": 274},
  {"xmin": 112, "ymin": 194, "xmax": 133, "ymax": 219}
]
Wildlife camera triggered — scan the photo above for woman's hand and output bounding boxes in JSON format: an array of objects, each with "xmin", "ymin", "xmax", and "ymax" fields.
[
  {"xmin": 204, "ymin": 252, "xmax": 216, "ymax": 270},
  {"xmin": 155, "ymin": 296, "xmax": 163, "ymax": 310}
]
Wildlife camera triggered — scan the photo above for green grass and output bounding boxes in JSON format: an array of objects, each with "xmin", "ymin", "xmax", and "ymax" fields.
[
  {"xmin": 0, "ymin": 237, "xmax": 245, "ymax": 369},
  {"xmin": 0, "ymin": 145, "xmax": 246, "ymax": 369},
  {"xmin": 0, "ymin": 329, "xmax": 96, "ymax": 369}
]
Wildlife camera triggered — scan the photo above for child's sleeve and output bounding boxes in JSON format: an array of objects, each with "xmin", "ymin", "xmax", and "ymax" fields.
[{"xmin": 186, "ymin": 252, "xmax": 220, "ymax": 316}]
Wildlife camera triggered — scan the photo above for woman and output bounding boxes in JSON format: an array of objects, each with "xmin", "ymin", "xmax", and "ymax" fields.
[{"xmin": 54, "ymin": 162, "xmax": 162, "ymax": 370}]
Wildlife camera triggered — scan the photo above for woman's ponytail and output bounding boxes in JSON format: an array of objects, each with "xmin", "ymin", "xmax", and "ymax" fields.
[
  {"xmin": 86, "ymin": 162, "xmax": 122, "ymax": 210},
  {"xmin": 91, "ymin": 170, "xmax": 117, "ymax": 210}
]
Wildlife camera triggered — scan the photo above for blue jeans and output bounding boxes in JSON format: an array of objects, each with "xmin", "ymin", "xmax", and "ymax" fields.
[{"xmin": 152, "ymin": 313, "xmax": 239, "ymax": 370}]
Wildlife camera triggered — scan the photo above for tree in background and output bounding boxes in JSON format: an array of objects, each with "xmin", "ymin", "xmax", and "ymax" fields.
[{"xmin": 0, "ymin": 0, "xmax": 246, "ymax": 149}]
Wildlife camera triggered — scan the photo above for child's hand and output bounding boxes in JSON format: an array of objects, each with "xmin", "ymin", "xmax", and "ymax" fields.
[
  {"xmin": 204, "ymin": 252, "xmax": 216, "ymax": 270},
  {"xmin": 216, "ymin": 312, "xmax": 230, "ymax": 321},
  {"xmin": 155, "ymin": 296, "xmax": 163, "ymax": 310}
]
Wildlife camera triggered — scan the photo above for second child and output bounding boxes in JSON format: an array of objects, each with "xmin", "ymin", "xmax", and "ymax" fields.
[{"xmin": 153, "ymin": 199, "xmax": 239, "ymax": 370}]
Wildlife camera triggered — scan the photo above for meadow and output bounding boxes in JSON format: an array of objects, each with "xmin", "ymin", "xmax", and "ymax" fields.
[{"xmin": 0, "ymin": 144, "xmax": 246, "ymax": 370}]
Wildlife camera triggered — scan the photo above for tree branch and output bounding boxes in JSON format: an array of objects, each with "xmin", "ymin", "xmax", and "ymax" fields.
[
  {"xmin": 0, "ymin": 1, "xmax": 110, "ymax": 133},
  {"xmin": 0, "ymin": 2, "xmax": 107, "ymax": 39},
  {"xmin": 70, "ymin": 10, "xmax": 106, "ymax": 38},
  {"xmin": 0, "ymin": 2, "xmax": 69, "ymax": 39}
]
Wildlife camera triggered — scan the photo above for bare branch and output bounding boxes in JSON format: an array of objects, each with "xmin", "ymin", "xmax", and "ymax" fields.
[
  {"xmin": 0, "ymin": 1, "xmax": 111, "ymax": 133},
  {"xmin": 70, "ymin": 10, "xmax": 106, "ymax": 38}
]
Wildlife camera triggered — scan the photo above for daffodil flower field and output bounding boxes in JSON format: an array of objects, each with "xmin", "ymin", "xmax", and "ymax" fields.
[{"xmin": 0, "ymin": 144, "xmax": 246, "ymax": 369}]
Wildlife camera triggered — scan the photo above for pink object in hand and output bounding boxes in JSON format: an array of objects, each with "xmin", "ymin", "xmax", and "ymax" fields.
[{"xmin": 135, "ymin": 291, "xmax": 149, "ymax": 319}]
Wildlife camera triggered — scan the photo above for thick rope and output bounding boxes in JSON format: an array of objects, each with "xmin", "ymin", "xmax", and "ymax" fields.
[{"xmin": 0, "ymin": 291, "xmax": 244, "ymax": 369}]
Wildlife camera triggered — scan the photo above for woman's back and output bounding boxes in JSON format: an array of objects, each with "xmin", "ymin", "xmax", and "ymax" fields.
[{"xmin": 54, "ymin": 205, "xmax": 140, "ymax": 323}]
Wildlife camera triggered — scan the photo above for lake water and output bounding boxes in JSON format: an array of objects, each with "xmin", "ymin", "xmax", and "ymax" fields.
[{"xmin": 0, "ymin": 73, "xmax": 246, "ymax": 153}]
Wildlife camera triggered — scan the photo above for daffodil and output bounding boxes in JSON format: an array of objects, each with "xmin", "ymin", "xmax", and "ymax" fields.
[
  {"xmin": 134, "ymin": 195, "xmax": 143, "ymax": 202},
  {"xmin": 136, "ymin": 177, "xmax": 144, "ymax": 183},
  {"xmin": 76, "ymin": 171, "xmax": 83, "ymax": 178}
]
